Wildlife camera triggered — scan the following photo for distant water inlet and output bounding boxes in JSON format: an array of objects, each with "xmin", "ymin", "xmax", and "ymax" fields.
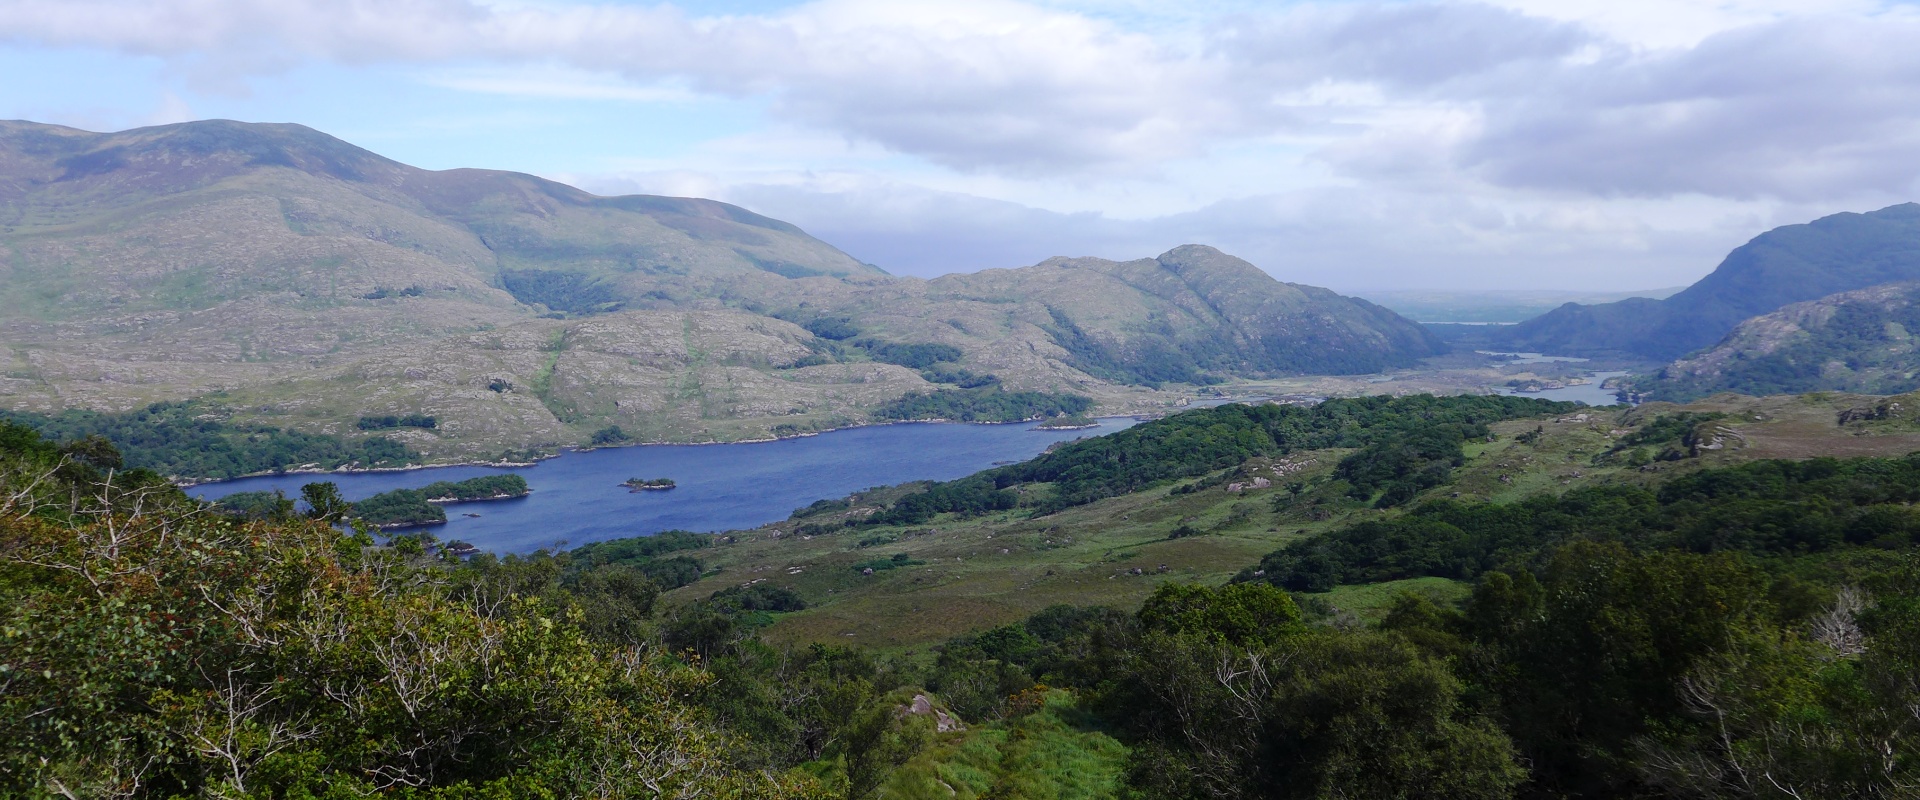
[
  {"xmin": 1504, "ymin": 370, "xmax": 1630, "ymax": 406},
  {"xmin": 186, "ymin": 419, "xmax": 1139, "ymax": 554}
]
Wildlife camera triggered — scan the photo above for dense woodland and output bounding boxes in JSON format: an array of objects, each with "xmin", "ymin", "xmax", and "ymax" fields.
[
  {"xmin": 1255, "ymin": 454, "xmax": 1920, "ymax": 591},
  {"xmin": 856, "ymin": 341, "xmax": 965, "ymax": 370},
  {"xmin": 345, "ymin": 475, "xmax": 532, "ymax": 528},
  {"xmin": 0, "ymin": 402, "xmax": 416, "ymax": 480},
  {"xmin": 356, "ymin": 414, "xmax": 437, "ymax": 431},
  {"xmin": 420, "ymin": 474, "xmax": 529, "ymax": 501},
  {"xmin": 498, "ymin": 268, "xmax": 624, "ymax": 315},
  {"xmin": 871, "ymin": 388, "xmax": 1094, "ymax": 424},
  {"xmin": 6, "ymin": 393, "xmax": 1920, "ymax": 798},
  {"xmin": 868, "ymin": 395, "xmax": 1578, "ymax": 523},
  {"xmin": 346, "ymin": 487, "xmax": 446, "ymax": 527}
]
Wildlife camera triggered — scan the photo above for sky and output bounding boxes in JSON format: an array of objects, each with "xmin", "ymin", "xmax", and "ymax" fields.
[{"xmin": 4, "ymin": 0, "xmax": 1920, "ymax": 292}]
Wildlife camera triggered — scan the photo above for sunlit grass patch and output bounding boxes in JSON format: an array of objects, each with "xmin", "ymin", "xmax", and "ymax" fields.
[
  {"xmin": 880, "ymin": 691, "xmax": 1126, "ymax": 800},
  {"xmin": 1309, "ymin": 576, "xmax": 1471, "ymax": 623}
]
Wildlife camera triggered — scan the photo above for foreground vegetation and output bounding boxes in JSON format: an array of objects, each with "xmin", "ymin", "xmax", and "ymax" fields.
[
  {"xmin": 9, "ymin": 389, "xmax": 1920, "ymax": 798},
  {"xmin": 0, "ymin": 422, "xmax": 816, "ymax": 798}
]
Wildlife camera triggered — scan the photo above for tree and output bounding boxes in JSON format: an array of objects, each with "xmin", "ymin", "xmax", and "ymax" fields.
[
  {"xmin": 1468, "ymin": 542, "xmax": 1779, "ymax": 795},
  {"xmin": 1106, "ymin": 584, "xmax": 1522, "ymax": 799},
  {"xmin": 0, "ymin": 422, "xmax": 824, "ymax": 798},
  {"xmin": 300, "ymin": 481, "xmax": 352, "ymax": 524}
]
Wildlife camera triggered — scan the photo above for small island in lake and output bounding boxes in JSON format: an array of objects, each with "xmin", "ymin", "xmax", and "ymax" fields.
[
  {"xmin": 352, "ymin": 488, "xmax": 445, "ymax": 528},
  {"xmin": 624, "ymin": 477, "xmax": 677, "ymax": 491},
  {"xmin": 421, "ymin": 474, "xmax": 530, "ymax": 502},
  {"xmin": 353, "ymin": 475, "xmax": 531, "ymax": 528},
  {"xmin": 1505, "ymin": 378, "xmax": 1567, "ymax": 393},
  {"xmin": 1033, "ymin": 415, "xmax": 1098, "ymax": 430}
]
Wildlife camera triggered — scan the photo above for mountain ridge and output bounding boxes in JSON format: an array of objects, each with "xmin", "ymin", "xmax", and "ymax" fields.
[
  {"xmin": 1493, "ymin": 203, "xmax": 1920, "ymax": 360},
  {"xmin": 1630, "ymin": 280, "xmax": 1920, "ymax": 401},
  {"xmin": 0, "ymin": 118, "xmax": 1441, "ymax": 460}
]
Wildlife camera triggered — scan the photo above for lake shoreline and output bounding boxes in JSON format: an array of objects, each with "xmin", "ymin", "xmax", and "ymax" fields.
[
  {"xmin": 171, "ymin": 416, "xmax": 1146, "ymax": 487},
  {"xmin": 180, "ymin": 416, "xmax": 1147, "ymax": 554},
  {"xmin": 424, "ymin": 492, "xmax": 529, "ymax": 504},
  {"xmin": 171, "ymin": 457, "xmax": 551, "ymax": 487}
]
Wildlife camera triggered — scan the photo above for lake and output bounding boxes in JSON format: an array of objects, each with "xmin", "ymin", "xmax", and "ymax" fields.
[
  {"xmin": 1475, "ymin": 351, "xmax": 1629, "ymax": 406},
  {"xmin": 1505, "ymin": 370, "xmax": 1629, "ymax": 406},
  {"xmin": 1478, "ymin": 350, "xmax": 1592, "ymax": 365},
  {"xmin": 186, "ymin": 418, "xmax": 1138, "ymax": 554}
]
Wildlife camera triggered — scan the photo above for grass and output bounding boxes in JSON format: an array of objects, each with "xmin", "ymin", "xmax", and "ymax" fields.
[
  {"xmin": 671, "ymin": 449, "xmax": 1364, "ymax": 648},
  {"xmin": 669, "ymin": 396, "xmax": 1910, "ymax": 650},
  {"xmin": 529, "ymin": 327, "xmax": 574, "ymax": 423},
  {"xmin": 1313, "ymin": 577, "xmax": 1471, "ymax": 623},
  {"xmin": 878, "ymin": 691, "xmax": 1128, "ymax": 800},
  {"xmin": 722, "ymin": 478, "xmax": 1318, "ymax": 648}
]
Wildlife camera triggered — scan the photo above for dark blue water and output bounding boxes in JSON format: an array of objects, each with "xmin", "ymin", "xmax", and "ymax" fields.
[{"xmin": 186, "ymin": 419, "xmax": 1137, "ymax": 553}]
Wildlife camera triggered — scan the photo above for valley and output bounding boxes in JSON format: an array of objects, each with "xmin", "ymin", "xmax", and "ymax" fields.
[
  {"xmin": 0, "ymin": 121, "xmax": 1441, "ymax": 462},
  {"xmin": 9, "ymin": 120, "xmax": 1920, "ymax": 800},
  {"xmin": 652, "ymin": 388, "xmax": 1920, "ymax": 648},
  {"xmin": 11, "ymin": 6, "xmax": 1920, "ymax": 797}
]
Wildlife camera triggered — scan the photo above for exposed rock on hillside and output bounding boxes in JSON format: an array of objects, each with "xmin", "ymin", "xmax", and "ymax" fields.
[
  {"xmin": 1495, "ymin": 203, "xmax": 1920, "ymax": 360},
  {"xmin": 1630, "ymin": 281, "xmax": 1920, "ymax": 402},
  {"xmin": 0, "ymin": 119, "xmax": 1443, "ymax": 456},
  {"xmin": 929, "ymin": 245, "xmax": 1443, "ymax": 379}
]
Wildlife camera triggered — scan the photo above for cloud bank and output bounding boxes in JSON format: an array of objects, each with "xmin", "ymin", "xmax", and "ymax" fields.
[{"xmin": 4, "ymin": 0, "xmax": 1917, "ymax": 288}]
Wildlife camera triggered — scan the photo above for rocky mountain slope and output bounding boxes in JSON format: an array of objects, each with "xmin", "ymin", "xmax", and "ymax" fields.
[
  {"xmin": 1493, "ymin": 203, "xmax": 1920, "ymax": 360},
  {"xmin": 0, "ymin": 119, "xmax": 1442, "ymax": 459},
  {"xmin": 1630, "ymin": 281, "xmax": 1920, "ymax": 401},
  {"xmin": 782, "ymin": 245, "xmax": 1444, "ymax": 389}
]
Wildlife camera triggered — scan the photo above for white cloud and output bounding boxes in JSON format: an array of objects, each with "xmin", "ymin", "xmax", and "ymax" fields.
[
  {"xmin": 1481, "ymin": 0, "xmax": 1895, "ymax": 49},
  {"xmin": 5, "ymin": 0, "xmax": 1920, "ymax": 288},
  {"xmin": 577, "ymin": 169, "xmax": 1822, "ymax": 292},
  {"xmin": 418, "ymin": 67, "xmax": 698, "ymax": 102},
  {"xmin": 8, "ymin": 0, "xmax": 1915, "ymax": 200},
  {"xmin": 1446, "ymin": 15, "xmax": 1920, "ymax": 200},
  {"xmin": 140, "ymin": 89, "xmax": 195, "ymax": 125}
]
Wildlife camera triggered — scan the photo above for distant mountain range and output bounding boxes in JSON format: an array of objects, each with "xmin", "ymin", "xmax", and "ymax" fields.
[
  {"xmin": 1493, "ymin": 203, "xmax": 1920, "ymax": 360},
  {"xmin": 0, "ymin": 119, "xmax": 1440, "ymax": 458},
  {"xmin": 1362, "ymin": 287, "xmax": 1685, "ymax": 324}
]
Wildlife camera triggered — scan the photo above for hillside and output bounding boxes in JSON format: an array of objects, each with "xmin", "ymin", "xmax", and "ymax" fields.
[
  {"xmin": 810, "ymin": 245, "xmax": 1445, "ymax": 387},
  {"xmin": 0, "ymin": 119, "xmax": 1443, "ymax": 465},
  {"xmin": 629, "ymin": 390, "xmax": 1920, "ymax": 797},
  {"xmin": 0, "ymin": 118, "xmax": 878, "ymax": 359},
  {"xmin": 665, "ymin": 389, "xmax": 1920, "ymax": 647},
  {"xmin": 11, "ymin": 390, "xmax": 1920, "ymax": 798},
  {"xmin": 1629, "ymin": 281, "xmax": 1920, "ymax": 401},
  {"xmin": 1362, "ymin": 286, "xmax": 1686, "ymax": 324},
  {"xmin": 1493, "ymin": 203, "xmax": 1920, "ymax": 360}
]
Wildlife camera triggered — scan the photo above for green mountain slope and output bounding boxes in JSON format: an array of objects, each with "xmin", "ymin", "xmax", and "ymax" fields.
[
  {"xmin": 0, "ymin": 119, "xmax": 1442, "ymax": 463},
  {"xmin": 0, "ymin": 119, "xmax": 880, "ymax": 328},
  {"xmin": 786, "ymin": 245, "xmax": 1446, "ymax": 391},
  {"xmin": 1630, "ymin": 281, "xmax": 1920, "ymax": 401},
  {"xmin": 1494, "ymin": 203, "xmax": 1920, "ymax": 360},
  {"xmin": 940, "ymin": 245, "xmax": 1444, "ymax": 378}
]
